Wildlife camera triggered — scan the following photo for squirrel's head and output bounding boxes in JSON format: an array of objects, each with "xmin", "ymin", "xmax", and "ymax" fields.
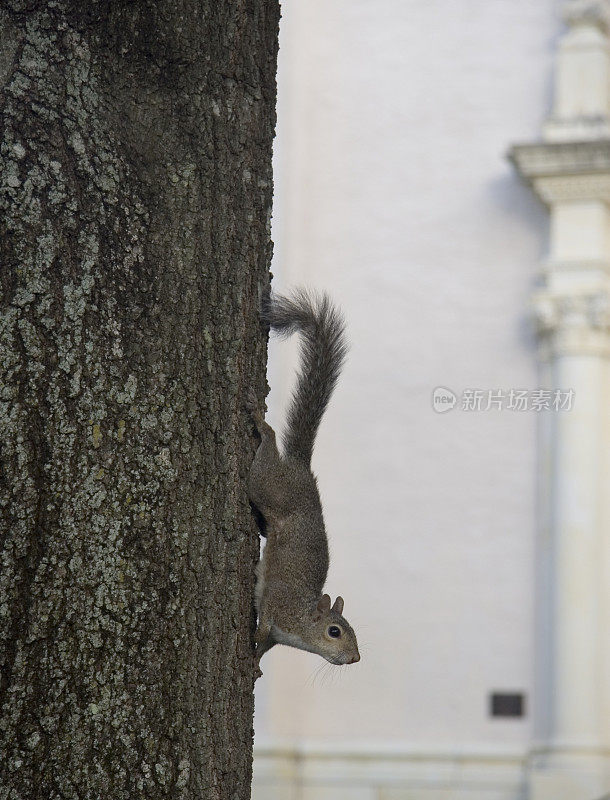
[{"xmin": 310, "ymin": 594, "xmax": 360, "ymax": 665}]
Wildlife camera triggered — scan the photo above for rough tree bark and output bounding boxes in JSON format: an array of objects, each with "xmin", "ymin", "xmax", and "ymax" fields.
[{"xmin": 0, "ymin": 2, "xmax": 279, "ymax": 798}]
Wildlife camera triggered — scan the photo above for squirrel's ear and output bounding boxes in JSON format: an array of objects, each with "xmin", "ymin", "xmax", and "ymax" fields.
[
  {"xmin": 317, "ymin": 594, "xmax": 331, "ymax": 613},
  {"xmin": 313, "ymin": 594, "xmax": 331, "ymax": 621},
  {"xmin": 331, "ymin": 596, "xmax": 344, "ymax": 615}
]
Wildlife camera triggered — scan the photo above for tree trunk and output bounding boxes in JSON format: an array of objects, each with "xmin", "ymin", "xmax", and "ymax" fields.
[{"xmin": 0, "ymin": 3, "xmax": 279, "ymax": 798}]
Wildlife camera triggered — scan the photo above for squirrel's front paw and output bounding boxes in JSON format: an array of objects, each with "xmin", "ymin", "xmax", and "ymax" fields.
[
  {"xmin": 245, "ymin": 388, "xmax": 258, "ymax": 414},
  {"xmin": 246, "ymin": 389, "xmax": 267, "ymax": 430}
]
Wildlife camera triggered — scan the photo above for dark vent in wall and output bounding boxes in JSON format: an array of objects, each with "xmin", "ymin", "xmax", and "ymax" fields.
[{"xmin": 489, "ymin": 692, "xmax": 525, "ymax": 718}]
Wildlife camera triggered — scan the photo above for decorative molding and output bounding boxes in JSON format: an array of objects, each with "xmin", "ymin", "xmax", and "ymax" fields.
[
  {"xmin": 529, "ymin": 740, "xmax": 610, "ymax": 758},
  {"xmin": 540, "ymin": 258, "xmax": 610, "ymax": 274},
  {"xmin": 533, "ymin": 289, "xmax": 610, "ymax": 333},
  {"xmin": 543, "ymin": 117, "xmax": 610, "ymax": 143},
  {"xmin": 562, "ymin": 0, "xmax": 610, "ymax": 32},
  {"xmin": 534, "ymin": 174, "xmax": 610, "ymax": 203},
  {"xmin": 254, "ymin": 739, "xmax": 528, "ymax": 759},
  {"xmin": 510, "ymin": 141, "xmax": 610, "ymax": 202},
  {"xmin": 510, "ymin": 140, "xmax": 610, "ymax": 180},
  {"xmin": 253, "ymin": 743, "xmax": 527, "ymax": 800}
]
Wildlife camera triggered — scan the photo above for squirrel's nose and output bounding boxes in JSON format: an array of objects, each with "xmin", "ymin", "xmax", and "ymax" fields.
[{"xmin": 351, "ymin": 653, "xmax": 360, "ymax": 663}]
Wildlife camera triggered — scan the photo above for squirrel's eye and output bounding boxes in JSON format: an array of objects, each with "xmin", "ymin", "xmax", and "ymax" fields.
[{"xmin": 328, "ymin": 625, "xmax": 341, "ymax": 638}]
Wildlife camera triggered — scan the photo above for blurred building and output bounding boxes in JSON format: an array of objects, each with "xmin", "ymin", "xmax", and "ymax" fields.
[{"xmin": 253, "ymin": 2, "xmax": 610, "ymax": 799}]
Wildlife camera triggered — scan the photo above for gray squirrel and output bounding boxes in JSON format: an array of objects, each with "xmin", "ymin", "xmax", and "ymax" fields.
[{"xmin": 247, "ymin": 288, "xmax": 360, "ymax": 677}]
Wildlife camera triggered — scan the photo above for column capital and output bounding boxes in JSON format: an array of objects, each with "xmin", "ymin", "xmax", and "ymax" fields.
[
  {"xmin": 532, "ymin": 287, "xmax": 610, "ymax": 355},
  {"xmin": 534, "ymin": 288, "xmax": 610, "ymax": 331}
]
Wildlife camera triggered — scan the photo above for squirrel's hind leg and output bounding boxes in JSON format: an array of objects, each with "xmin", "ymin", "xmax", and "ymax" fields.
[
  {"xmin": 246, "ymin": 389, "xmax": 273, "ymax": 438},
  {"xmin": 247, "ymin": 392, "xmax": 292, "ymax": 517},
  {"xmin": 253, "ymin": 614, "xmax": 275, "ymax": 679}
]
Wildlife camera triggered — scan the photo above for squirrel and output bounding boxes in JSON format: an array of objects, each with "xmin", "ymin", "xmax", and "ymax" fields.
[{"xmin": 247, "ymin": 288, "xmax": 360, "ymax": 678}]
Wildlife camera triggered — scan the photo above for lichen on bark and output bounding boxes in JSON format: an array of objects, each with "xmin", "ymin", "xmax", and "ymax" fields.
[{"xmin": 0, "ymin": 3, "xmax": 279, "ymax": 798}]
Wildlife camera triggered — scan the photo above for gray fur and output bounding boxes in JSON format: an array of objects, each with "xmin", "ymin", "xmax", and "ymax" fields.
[
  {"xmin": 247, "ymin": 290, "xmax": 359, "ymax": 675},
  {"xmin": 262, "ymin": 289, "xmax": 348, "ymax": 465}
]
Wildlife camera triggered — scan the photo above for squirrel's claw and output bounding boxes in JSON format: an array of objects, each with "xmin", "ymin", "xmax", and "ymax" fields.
[
  {"xmin": 245, "ymin": 388, "xmax": 258, "ymax": 414},
  {"xmin": 246, "ymin": 388, "xmax": 267, "ymax": 431}
]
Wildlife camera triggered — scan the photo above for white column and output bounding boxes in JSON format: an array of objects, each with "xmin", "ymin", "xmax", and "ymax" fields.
[
  {"xmin": 551, "ymin": 352, "xmax": 602, "ymax": 748},
  {"xmin": 511, "ymin": 2, "xmax": 610, "ymax": 798},
  {"xmin": 529, "ymin": 309, "xmax": 609, "ymax": 799}
]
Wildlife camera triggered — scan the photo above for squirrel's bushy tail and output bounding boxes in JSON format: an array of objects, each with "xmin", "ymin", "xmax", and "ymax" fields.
[{"xmin": 263, "ymin": 288, "xmax": 348, "ymax": 465}]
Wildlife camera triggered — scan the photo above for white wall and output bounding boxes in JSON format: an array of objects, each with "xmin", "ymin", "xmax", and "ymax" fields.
[{"xmin": 255, "ymin": 0, "xmax": 559, "ymax": 770}]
